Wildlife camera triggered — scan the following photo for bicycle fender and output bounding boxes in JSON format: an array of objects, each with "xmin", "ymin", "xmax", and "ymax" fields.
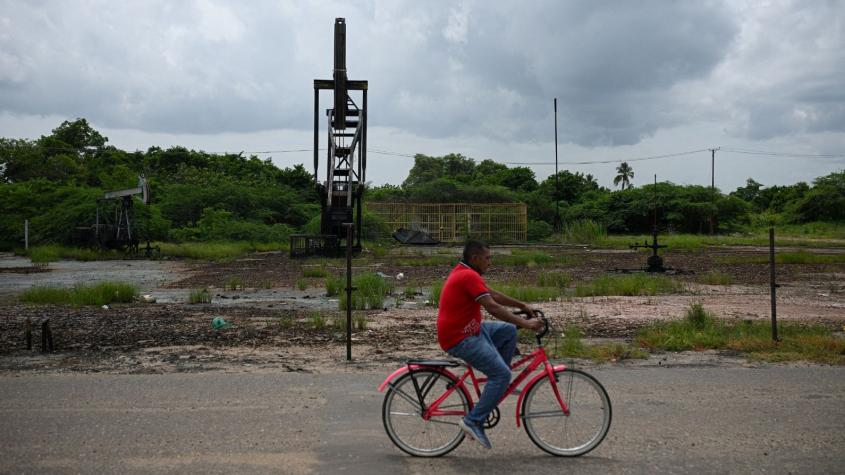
[
  {"xmin": 377, "ymin": 365, "xmax": 460, "ymax": 392},
  {"xmin": 515, "ymin": 364, "xmax": 567, "ymax": 428}
]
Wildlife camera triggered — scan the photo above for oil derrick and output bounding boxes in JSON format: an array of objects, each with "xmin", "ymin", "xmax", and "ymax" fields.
[{"xmin": 292, "ymin": 17, "xmax": 367, "ymax": 257}]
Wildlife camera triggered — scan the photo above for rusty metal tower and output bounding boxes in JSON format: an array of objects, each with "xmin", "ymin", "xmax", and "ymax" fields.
[{"xmin": 313, "ymin": 17, "xmax": 368, "ymax": 254}]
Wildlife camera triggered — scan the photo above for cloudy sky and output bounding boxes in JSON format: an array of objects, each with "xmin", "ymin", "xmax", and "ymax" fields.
[{"xmin": 1, "ymin": 0, "xmax": 844, "ymax": 191}]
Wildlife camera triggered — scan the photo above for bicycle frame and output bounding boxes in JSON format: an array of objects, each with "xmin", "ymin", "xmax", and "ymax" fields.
[{"xmin": 379, "ymin": 345, "xmax": 570, "ymax": 429}]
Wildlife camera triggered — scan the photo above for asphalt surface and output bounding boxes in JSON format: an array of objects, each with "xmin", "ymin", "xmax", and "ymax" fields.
[{"xmin": 1, "ymin": 365, "xmax": 844, "ymax": 474}]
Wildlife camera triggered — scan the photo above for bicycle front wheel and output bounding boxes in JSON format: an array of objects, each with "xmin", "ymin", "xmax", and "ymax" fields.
[
  {"xmin": 522, "ymin": 368, "xmax": 612, "ymax": 456},
  {"xmin": 382, "ymin": 369, "xmax": 470, "ymax": 457}
]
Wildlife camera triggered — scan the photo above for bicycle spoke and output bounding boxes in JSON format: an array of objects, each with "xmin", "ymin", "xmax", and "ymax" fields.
[
  {"xmin": 382, "ymin": 369, "xmax": 469, "ymax": 457},
  {"xmin": 522, "ymin": 369, "xmax": 611, "ymax": 457}
]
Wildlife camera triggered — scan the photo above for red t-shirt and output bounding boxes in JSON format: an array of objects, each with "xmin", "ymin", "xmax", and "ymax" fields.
[{"xmin": 436, "ymin": 262, "xmax": 491, "ymax": 350}]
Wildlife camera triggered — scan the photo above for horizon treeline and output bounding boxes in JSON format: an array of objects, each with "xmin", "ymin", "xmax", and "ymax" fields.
[{"xmin": 1, "ymin": 119, "xmax": 843, "ymax": 249}]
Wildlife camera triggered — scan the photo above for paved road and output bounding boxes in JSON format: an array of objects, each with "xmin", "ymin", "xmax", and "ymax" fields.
[{"xmin": 2, "ymin": 366, "xmax": 844, "ymax": 474}]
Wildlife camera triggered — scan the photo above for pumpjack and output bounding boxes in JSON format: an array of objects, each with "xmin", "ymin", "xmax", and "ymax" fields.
[
  {"xmin": 291, "ymin": 17, "xmax": 368, "ymax": 257},
  {"xmin": 76, "ymin": 175, "xmax": 153, "ymax": 254}
]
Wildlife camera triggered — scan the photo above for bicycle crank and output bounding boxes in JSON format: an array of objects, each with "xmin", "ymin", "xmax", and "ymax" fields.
[{"xmin": 483, "ymin": 407, "xmax": 500, "ymax": 429}]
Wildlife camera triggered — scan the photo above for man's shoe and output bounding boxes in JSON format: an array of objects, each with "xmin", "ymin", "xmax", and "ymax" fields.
[{"xmin": 458, "ymin": 418, "xmax": 492, "ymax": 449}]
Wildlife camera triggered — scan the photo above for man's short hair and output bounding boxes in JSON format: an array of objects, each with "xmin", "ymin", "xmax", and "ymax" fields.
[{"xmin": 463, "ymin": 240, "xmax": 489, "ymax": 262}]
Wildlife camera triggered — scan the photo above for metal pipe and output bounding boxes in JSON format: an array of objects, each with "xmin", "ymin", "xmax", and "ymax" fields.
[
  {"xmin": 345, "ymin": 223, "xmax": 354, "ymax": 361},
  {"xmin": 769, "ymin": 227, "xmax": 778, "ymax": 341}
]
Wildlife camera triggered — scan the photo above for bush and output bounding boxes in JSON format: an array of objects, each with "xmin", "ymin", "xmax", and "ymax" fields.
[
  {"xmin": 527, "ymin": 220, "xmax": 553, "ymax": 241},
  {"xmin": 20, "ymin": 282, "xmax": 138, "ymax": 306}
]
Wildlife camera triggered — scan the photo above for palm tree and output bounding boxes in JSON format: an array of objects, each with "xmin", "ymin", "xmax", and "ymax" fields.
[{"xmin": 614, "ymin": 162, "xmax": 634, "ymax": 190}]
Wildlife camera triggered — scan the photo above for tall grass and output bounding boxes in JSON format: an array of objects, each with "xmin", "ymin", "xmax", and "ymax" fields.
[
  {"xmin": 550, "ymin": 326, "xmax": 648, "ymax": 362},
  {"xmin": 339, "ymin": 272, "xmax": 393, "ymax": 310},
  {"xmin": 157, "ymin": 241, "xmax": 287, "ymax": 261},
  {"xmin": 20, "ymin": 282, "xmax": 138, "ymax": 306},
  {"xmin": 635, "ymin": 303, "xmax": 845, "ymax": 364},
  {"xmin": 537, "ymin": 271, "xmax": 572, "ymax": 288},
  {"xmin": 697, "ymin": 271, "xmax": 733, "ymax": 285},
  {"xmin": 717, "ymin": 251, "xmax": 845, "ymax": 265},
  {"xmin": 496, "ymin": 250, "xmax": 559, "ymax": 266},
  {"xmin": 490, "ymin": 282, "xmax": 564, "ymax": 302},
  {"xmin": 575, "ymin": 274, "xmax": 683, "ymax": 297},
  {"xmin": 188, "ymin": 288, "xmax": 212, "ymax": 304},
  {"xmin": 20, "ymin": 245, "xmax": 121, "ymax": 263},
  {"xmin": 428, "ymin": 281, "xmax": 444, "ymax": 307},
  {"xmin": 325, "ymin": 275, "xmax": 343, "ymax": 297},
  {"xmin": 302, "ymin": 266, "xmax": 330, "ymax": 278},
  {"xmin": 562, "ymin": 220, "xmax": 607, "ymax": 245}
]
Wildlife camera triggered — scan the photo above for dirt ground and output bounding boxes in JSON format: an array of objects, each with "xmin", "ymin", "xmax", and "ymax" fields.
[{"xmin": 1, "ymin": 245, "xmax": 843, "ymax": 374}]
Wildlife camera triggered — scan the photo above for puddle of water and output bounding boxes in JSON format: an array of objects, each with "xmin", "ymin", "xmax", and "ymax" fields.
[{"xmin": 0, "ymin": 253, "xmax": 187, "ymax": 296}]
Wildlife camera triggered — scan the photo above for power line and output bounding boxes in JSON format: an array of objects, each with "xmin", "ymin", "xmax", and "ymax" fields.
[
  {"xmin": 721, "ymin": 148, "xmax": 845, "ymax": 158},
  {"xmin": 502, "ymin": 149, "xmax": 711, "ymax": 166}
]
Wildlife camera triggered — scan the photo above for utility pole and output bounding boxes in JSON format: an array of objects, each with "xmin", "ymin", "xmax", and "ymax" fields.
[
  {"xmin": 709, "ymin": 147, "xmax": 719, "ymax": 235},
  {"xmin": 553, "ymin": 98, "xmax": 560, "ymax": 232}
]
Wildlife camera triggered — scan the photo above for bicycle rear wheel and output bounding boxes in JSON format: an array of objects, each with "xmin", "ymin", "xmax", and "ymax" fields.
[
  {"xmin": 522, "ymin": 368, "xmax": 611, "ymax": 456},
  {"xmin": 382, "ymin": 369, "xmax": 469, "ymax": 457}
]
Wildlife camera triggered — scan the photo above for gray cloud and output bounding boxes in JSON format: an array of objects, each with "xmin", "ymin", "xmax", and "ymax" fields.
[{"xmin": 0, "ymin": 0, "xmax": 842, "ymax": 150}]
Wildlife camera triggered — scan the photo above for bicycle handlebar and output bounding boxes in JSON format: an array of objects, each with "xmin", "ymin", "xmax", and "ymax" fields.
[{"xmin": 514, "ymin": 309, "xmax": 549, "ymax": 345}]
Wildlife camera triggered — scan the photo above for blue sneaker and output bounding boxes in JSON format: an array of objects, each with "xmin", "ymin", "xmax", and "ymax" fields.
[{"xmin": 458, "ymin": 418, "xmax": 492, "ymax": 449}]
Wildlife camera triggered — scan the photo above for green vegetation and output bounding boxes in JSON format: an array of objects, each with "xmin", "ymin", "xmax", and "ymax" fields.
[
  {"xmin": 1, "ymin": 120, "xmax": 843, "ymax": 251},
  {"xmin": 575, "ymin": 274, "xmax": 683, "ymax": 297},
  {"xmin": 635, "ymin": 303, "xmax": 845, "ymax": 364},
  {"xmin": 188, "ymin": 288, "xmax": 211, "ymax": 304},
  {"xmin": 490, "ymin": 282, "xmax": 563, "ymax": 302},
  {"xmin": 402, "ymin": 284, "xmax": 419, "ymax": 299},
  {"xmin": 302, "ymin": 266, "xmax": 329, "ymax": 278},
  {"xmin": 158, "ymin": 241, "xmax": 287, "ymax": 261},
  {"xmin": 20, "ymin": 245, "xmax": 121, "ymax": 263},
  {"xmin": 309, "ymin": 312, "xmax": 327, "ymax": 330},
  {"xmin": 561, "ymin": 219, "xmax": 607, "ymax": 245},
  {"xmin": 717, "ymin": 251, "xmax": 845, "ymax": 265},
  {"xmin": 495, "ymin": 250, "xmax": 559, "ymax": 266},
  {"xmin": 428, "ymin": 281, "xmax": 444, "ymax": 307},
  {"xmin": 20, "ymin": 282, "xmax": 137, "ymax": 306},
  {"xmin": 697, "ymin": 271, "xmax": 733, "ymax": 285},
  {"xmin": 225, "ymin": 276, "xmax": 245, "ymax": 291},
  {"xmin": 537, "ymin": 271, "xmax": 572, "ymax": 288},
  {"xmin": 325, "ymin": 275, "xmax": 343, "ymax": 297},
  {"xmin": 549, "ymin": 326, "xmax": 648, "ymax": 363},
  {"xmin": 339, "ymin": 272, "xmax": 393, "ymax": 310},
  {"xmin": 295, "ymin": 277, "xmax": 308, "ymax": 291}
]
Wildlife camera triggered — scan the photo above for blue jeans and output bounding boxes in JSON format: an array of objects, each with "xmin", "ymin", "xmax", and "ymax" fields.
[{"xmin": 446, "ymin": 321, "xmax": 517, "ymax": 426}]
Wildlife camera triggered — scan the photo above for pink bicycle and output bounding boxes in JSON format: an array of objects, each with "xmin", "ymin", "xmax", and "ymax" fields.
[{"xmin": 378, "ymin": 310, "xmax": 611, "ymax": 457}]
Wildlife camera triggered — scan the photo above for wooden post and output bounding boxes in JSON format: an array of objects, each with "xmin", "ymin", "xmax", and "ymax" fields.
[
  {"xmin": 769, "ymin": 227, "xmax": 778, "ymax": 341},
  {"xmin": 24, "ymin": 219, "xmax": 29, "ymax": 250},
  {"xmin": 344, "ymin": 223, "xmax": 354, "ymax": 361}
]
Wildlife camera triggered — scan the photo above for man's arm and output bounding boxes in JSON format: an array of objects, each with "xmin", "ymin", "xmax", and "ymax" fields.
[
  {"xmin": 489, "ymin": 289, "xmax": 535, "ymax": 319},
  {"xmin": 477, "ymin": 295, "xmax": 543, "ymax": 331}
]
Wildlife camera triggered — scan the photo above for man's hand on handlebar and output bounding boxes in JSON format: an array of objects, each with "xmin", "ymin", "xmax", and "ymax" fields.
[{"xmin": 521, "ymin": 317, "xmax": 544, "ymax": 332}]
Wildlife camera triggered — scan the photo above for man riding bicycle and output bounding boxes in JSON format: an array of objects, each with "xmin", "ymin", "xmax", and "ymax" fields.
[{"xmin": 437, "ymin": 240, "xmax": 544, "ymax": 449}]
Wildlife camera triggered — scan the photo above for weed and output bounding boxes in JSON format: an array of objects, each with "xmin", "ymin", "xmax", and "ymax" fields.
[
  {"xmin": 575, "ymin": 274, "xmax": 682, "ymax": 297},
  {"xmin": 428, "ymin": 281, "xmax": 444, "ymax": 307},
  {"xmin": 20, "ymin": 282, "xmax": 138, "ymax": 306},
  {"xmin": 697, "ymin": 271, "xmax": 733, "ymax": 285},
  {"xmin": 302, "ymin": 266, "xmax": 329, "ymax": 278},
  {"xmin": 537, "ymin": 271, "xmax": 572, "ymax": 288},
  {"xmin": 325, "ymin": 275, "xmax": 343, "ymax": 297},
  {"xmin": 225, "ymin": 276, "xmax": 245, "ymax": 290},
  {"xmin": 548, "ymin": 326, "xmax": 648, "ymax": 363},
  {"xmin": 339, "ymin": 273, "xmax": 393, "ymax": 310},
  {"xmin": 296, "ymin": 277, "xmax": 308, "ymax": 291},
  {"xmin": 354, "ymin": 314, "xmax": 367, "ymax": 330},
  {"xmin": 490, "ymin": 282, "xmax": 563, "ymax": 302},
  {"xmin": 403, "ymin": 284, "xmax": 419, "ymax": 299},
  {"xmin": 188, "ymin": 288, "xmax": 212, "ymax": 304},
  {"xmin": 635, "ymin": 303, "xmax": 845, "ymax": 364},
  {"xmin": 278, "ymin": 315, "xmax": 294, "ymax": 329},
  {"xmin": 561, "ymin": 220, "xmax": 607, "ymax": 245},
  {"xmin": 717, "ymin": 251, "xmax": 845, "ymax": 265},
  {"xmin": 309, "ymin": 312, "xmax": 327, "ymax": 330}
]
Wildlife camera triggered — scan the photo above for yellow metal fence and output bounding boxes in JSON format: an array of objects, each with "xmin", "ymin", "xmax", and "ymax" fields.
[{"xmin": 368, "ymin": 202, "xmax": 527, "ymax": 243}]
